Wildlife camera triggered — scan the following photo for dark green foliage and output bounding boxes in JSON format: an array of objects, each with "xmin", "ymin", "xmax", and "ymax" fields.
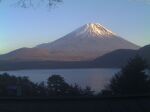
[
  {"xmin": 82, "ymin": 86, "xmax": 94, "ymax": 96},
  {"xmin": 0, "ymin": 73, "xmax": 37, "ymax": 96},
  {"xmin": 0, "ymin": 73, "xmax": 94, "ymax": 97},
  {"xmin": 47, "ymin": 75, "xmax": 72, "ymax": 96},
  {"xmin": 36, "ymin": 82, "xmax": 48, "ymax": 96},
  {"xmin": 47, "ymin": 75, "xmax": 94, "ymax": 96},
  {"xmin": 102, "ymin": 55, "xmax": 150, "ymax": 96}
]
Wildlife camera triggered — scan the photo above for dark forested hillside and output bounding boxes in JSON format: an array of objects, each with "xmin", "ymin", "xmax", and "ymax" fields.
[{"xmin": 0, "ymin": 45, "xmax": 149, "ymax": 70}]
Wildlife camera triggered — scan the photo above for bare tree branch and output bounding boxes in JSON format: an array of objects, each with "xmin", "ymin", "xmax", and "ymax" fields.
[{"xmin": 0, "ymin": 0, "xmax": 62, "ymax": 8}]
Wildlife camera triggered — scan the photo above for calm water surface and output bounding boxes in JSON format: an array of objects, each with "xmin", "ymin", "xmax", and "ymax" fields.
[{"xmin": 0, "ymin": 68, "xmax": 120, "ymax": 92}]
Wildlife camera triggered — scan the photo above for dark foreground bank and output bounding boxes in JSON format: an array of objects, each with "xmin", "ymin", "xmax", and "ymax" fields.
[{"xmin": 0, "ymin": 95, "xmax": 150, "ymax": 112}]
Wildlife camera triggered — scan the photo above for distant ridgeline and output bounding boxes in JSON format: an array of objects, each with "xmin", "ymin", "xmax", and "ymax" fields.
[
  {"xmin": 0, "ymin": 23, "xmax": 149, "ymax": 70},
  {"xmin": 0, "ymin": 23, "xmax": 139, "ymax": 62},
  {"xmin": 0, "ymin": 45, "xmax": 149, "ymax": 70}
]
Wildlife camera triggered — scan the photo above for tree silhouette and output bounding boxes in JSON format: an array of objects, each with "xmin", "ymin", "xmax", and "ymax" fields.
[
  {"xmin": 0, "ymin": 73, "xmax": 94, "ymax": 97},
  {"xmin": 0, "ymin": 73, "xmax": 38, "ymax": 96},
  {"xmin": 102, "ymin": 55, "xmax": 150, "ymax": 96},
  {"xmin": 82, "ymin": 86, "xmax": 94, "ymax": 96},
  {"xmin": 47, "ymin": 75, "xmax": 72, "ymax": 96},
  {"xmin": 0, "ymin": 0, "xmax": 62, "ymax": 8},
  {"xmin": 47, "ymin": 75, "xmax": 94, "ymax": 96},
  {"xmin": 36, "ymin": 82, "xmax": 48, "ymax": 97}
]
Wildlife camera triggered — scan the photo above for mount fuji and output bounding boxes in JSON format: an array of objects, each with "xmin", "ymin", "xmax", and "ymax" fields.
[
  {"xmin": 0, "ymin": 23, "xmax": 139, "ymax": 62},
  {"xmin": 36, "ymin": 23, "xmax": 139, "ymax": 61}
]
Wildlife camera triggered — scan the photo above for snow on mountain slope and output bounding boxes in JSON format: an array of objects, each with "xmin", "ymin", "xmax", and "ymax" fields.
[
  {"xmin": 70, "ymin": 23, "xmax": 116, "ymax": 37},
  {"xmin": 0, "ymin": 23, "xmax": 140, "ymax": 62},
  {"xmin": 36, "ymin": 23, "xmax": 139, "ymax": 61}
]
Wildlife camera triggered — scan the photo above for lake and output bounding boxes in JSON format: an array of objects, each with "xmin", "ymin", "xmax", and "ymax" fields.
[{"xmin": 0, "ymin": 68, "xmax": 120, "ymax": 92}]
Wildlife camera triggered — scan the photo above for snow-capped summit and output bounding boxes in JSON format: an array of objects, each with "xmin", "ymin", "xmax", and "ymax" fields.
[
  {"xmin": 0, "ymin": 23, "xmax": 140, "ymax": 62},
  {"xmin": 36, "ymin": 23, "xmax": 139, "ymax": 61},
  {"xmin": 0, "ymin": 23, "xmax": 141, "ymax": 62},
  {"xmin": 68, "ymin": 23, "xmax": 117, "ymax": 39},
  {"xmin": 76, "ymin": 23, "xmax": 116, "ymax": 37}
]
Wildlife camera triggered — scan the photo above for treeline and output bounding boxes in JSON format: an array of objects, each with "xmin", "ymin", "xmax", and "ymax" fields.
[
  {"xmin": 0, "ymin": 73, "xmax": 94, "ymax": 97},
  {"xmin": 100, "ymin": 55, "xmax": 150, "ymax": 96},
  {"xmin": 0, "ymin": 55, "xmax": 150, "ymax": 97}
]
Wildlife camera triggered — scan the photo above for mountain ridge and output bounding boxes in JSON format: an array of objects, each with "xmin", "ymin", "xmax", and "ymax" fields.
[
  {"xmin": 36, "ymin": 23, "xmax": 139, "ymax": 61},
  {"xmin": 0, "ymin": 23, "xmax": 139, "ymax": 61},
  {"xmin": 0, "ymin": 45, "xmax": 149, "ymax": 70}
]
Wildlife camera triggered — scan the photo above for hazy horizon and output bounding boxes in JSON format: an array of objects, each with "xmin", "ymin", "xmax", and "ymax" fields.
[{"xmin": 0, "ymin": 0, "xmax": 149, "ymax": 54}]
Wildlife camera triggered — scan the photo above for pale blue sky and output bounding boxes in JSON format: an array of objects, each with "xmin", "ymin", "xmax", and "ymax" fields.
[{"xmin": 0, "ymin": 0, "xmax": 150, "ymax": 54}]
